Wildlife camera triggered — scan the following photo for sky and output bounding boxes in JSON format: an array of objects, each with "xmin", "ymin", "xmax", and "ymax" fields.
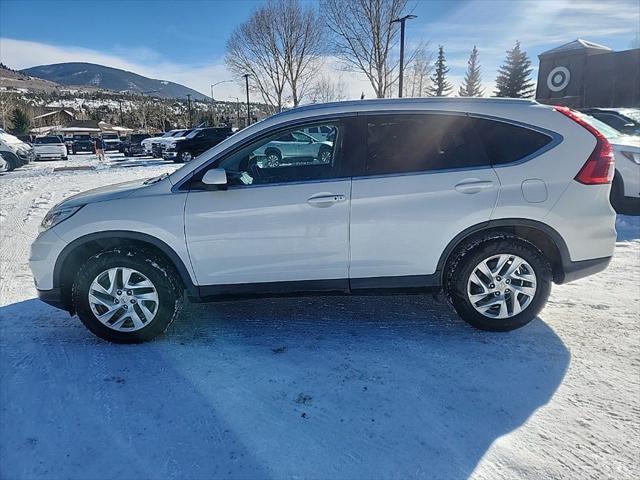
[{"xmin": 1, "ymin": 0, "xmax": 638, "ymax": 101}]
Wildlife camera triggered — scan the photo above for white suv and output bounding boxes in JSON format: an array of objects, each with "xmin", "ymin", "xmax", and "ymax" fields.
[{"xmin": 30, "ymin": 98, "xmax": 616, "ymax": 343}]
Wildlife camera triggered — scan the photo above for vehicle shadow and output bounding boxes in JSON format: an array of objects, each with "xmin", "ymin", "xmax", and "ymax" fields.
[{"xmin": 0, "ymin": 295, "xmax": 569, "ymax": 479}]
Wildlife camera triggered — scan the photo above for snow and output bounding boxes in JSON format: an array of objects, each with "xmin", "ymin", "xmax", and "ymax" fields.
[{"xmin": 0, "ymin": 156, "xmax": 638, "ymax": 479}]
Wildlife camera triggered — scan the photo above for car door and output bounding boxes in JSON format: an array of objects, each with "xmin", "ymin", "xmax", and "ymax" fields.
[
  {"xmin": 184, "ymin": 119, "xmax": 354, "ymax": 291},
  {"xmin": 349, "ymin": 113, "xmax": 500, "ymax": 285}
]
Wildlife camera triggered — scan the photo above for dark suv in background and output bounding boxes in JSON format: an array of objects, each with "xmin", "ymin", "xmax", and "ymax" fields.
[
  {"xmin": 72, "ymin": 134, "xmax": 95, "ymax": 154},
  {"xmin": 120, "ymin": 133, "xmax": 151, "ymax": 157},
  {"xmin": 163, "ymin": 126, "xmax": 233, "ymax": 162}
]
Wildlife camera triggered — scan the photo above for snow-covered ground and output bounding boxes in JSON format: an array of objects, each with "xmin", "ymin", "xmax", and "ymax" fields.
[{"xmin": 1, "ymin": 155, "xmax": 638, "ymax": 479}]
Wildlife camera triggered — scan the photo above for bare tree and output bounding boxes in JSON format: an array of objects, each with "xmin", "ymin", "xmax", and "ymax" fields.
[
  {"xmin": 226, "ymin": 5, "xmax": 288, "ymax": 112},
  {"xmin": 274, "ymin": 0, "xmax": 324, "ymax": 106},
  {"xmin": 403, "ymin": 43, "xmax": 432, "ymax": 97},
  {"xmin": 323, "ymin": 0, "xmax": 408, "ymax": 98},
  {"xmin": 226, "ymin": 0, "xmax": 324, "ymax": 111},
  {"xmin": 311, "ymin": 75, "xmax": 347, "ymax": 103}
]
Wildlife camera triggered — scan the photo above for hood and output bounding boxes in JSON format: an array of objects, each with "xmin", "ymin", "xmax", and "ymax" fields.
[{"xmin": 59, "ymin": 178, "xmax": 150, "ymax": 207}]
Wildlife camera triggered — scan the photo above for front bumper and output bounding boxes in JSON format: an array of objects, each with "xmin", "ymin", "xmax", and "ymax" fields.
[{"xmin": 163, "ymin": 150, "xmax": 178, "ymax": 159}]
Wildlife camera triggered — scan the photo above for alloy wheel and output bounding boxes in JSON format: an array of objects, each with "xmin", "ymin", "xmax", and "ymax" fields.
[
  {"xmin": 466, "ymin": 254, "xmax": 537, "ymax": 319},
  {"xmin": 88, "ymin": 267, "xmax": 159, "ymax": 331}
]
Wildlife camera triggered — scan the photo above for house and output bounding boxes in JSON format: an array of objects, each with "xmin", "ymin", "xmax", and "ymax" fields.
[{"xmin": 32, "ymin": 109, "xmax": 75, "ymax": 127}]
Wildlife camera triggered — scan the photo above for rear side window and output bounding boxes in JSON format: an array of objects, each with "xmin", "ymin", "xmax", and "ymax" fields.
[
  {"xmin": 473, "ymin": 118, "xmax": 552, "ymax": 165},
  {"xmin": 365, "ymin": 114, "xmax": 489, "ymax": 175}
]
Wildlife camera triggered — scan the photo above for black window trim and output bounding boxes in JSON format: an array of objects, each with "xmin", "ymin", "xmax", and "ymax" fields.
[
  {"xmin": 176, "ymin": 113, "xmax": 359, "ymax": 192},
  {"xmin": 352, "ymin": 110, "xmax": 563, "ymax": 179}
]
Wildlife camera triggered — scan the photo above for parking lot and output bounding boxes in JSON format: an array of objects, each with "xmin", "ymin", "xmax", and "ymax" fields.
[{"xmin": 1, "ymin": 154, "xmax": 639, "ymax": 479}]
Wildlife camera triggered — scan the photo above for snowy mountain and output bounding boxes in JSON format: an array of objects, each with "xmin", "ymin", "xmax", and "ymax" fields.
[{"xmin": 21, "ymin": 62, "xmax": 208, "ymax": 101}]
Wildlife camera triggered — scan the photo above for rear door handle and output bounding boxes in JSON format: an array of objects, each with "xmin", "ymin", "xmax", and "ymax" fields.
[
  {"xmin": 455, "ymin": 180, "xmax": 494, "ymax": 194},
  {"xmin": 307, "ymin": 194, "xmax": 346, "ymax": 207}
]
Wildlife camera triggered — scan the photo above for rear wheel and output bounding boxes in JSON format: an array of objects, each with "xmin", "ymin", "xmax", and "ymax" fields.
[
  {"xmin": 73, "ymin": 248, "xmax": 183, "ymax": 343},
  {"xmin": 445, "ymin": 235, "xmax": 552, "ymax": 331},
  {"xmin": 179, "ymin": 151, "xmax": 193, "ymax": 162},
  {"xmin": 264, "ymin": 149, "xmax": 281, "ymax": 167}
]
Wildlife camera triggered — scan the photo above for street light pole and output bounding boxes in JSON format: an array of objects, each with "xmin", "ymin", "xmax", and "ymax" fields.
[
  {"xmin": 390, "ymin": 14, "xmax": 417, "ymax": 98},
  {"xmin": 210, "ymin": 80, "xmax": 234, "ymax": 126},
  {"xmin": 243, "ymin": 74, "xmax": 251, "ymax": 127},
  {"xmin": 229, "ymin": 96, "xmax": 240, "ymax": 128}
]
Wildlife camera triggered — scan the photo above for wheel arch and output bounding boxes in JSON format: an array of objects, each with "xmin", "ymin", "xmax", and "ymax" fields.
[
  {"xmin": 54, "ymin": 231, "xmax": 197, "ymax": 312},
  {"xmin": 437, "ymin": 219, "xmax": 570, "ymax": 285}
]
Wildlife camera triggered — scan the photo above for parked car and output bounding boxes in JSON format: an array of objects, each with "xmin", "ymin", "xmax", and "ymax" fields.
[
  {"xmin": 580, "ymin": 108, "xmax": 640, "ymax": 136},
  {"xmin": 578, "ymin": 112, "xmax": 639, "ymax": 214},
  {"xmin": 141, "ymin": 132, "xmax": 171, "ymax": 156},
  {"xmin": 163, "ymin": 127, "xmax": 232, "ymax": 162},
  {"xmin": 101, "ymin": 133, "xmax": 121, "ymax": 152},
  {"xmin": 252, "ymin": 129, "xmax": 334, "ymax": 167},
  {"xmin": 16, "ymin": 134, "xmax": 34, "ymax": 144},
  {"xmin": 72, "ymin": 134, "xmax": 95, "ymax": 154},
  {"xmin": 0, "ymin": 152, "xmax": 9, "ymax": 172},
  {"xmin": 121, "ymin": 133, "xmax": 151, "ymax": 157},
  {"xmin": 0, "ymin": 128, "xmax": 34, "ymax": 170},
  {"xmin": 33, "ymin": 136, "xmax": 68, "ymax": 161},
  {"xmin": 152, "ymin": 129, "xmax": 192, "ymax": 158},
  {"xmin": 30, "ymin": 98, "xmax": 616, "ymax": 343}
]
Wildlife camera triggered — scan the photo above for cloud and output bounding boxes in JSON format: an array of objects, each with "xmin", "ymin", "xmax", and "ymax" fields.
[{"xmin": 0, "ymin": 37, "xmax": 377, "ymax": 102}]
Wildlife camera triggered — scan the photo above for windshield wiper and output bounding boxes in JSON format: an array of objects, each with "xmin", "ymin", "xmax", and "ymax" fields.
[{"xmin": 143, "ymin": 172, "xmax": 169, "ymax": 185}]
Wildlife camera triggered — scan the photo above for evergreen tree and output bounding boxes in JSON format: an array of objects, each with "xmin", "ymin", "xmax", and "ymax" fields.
[
  {"xmin": 9, "ymin": 107, "xmax": 30, "ymax": 135},
  {"xmin": 428, "ymin": 45, "xmax": 452, "ymax": 96},
  {"xmin": 458, "ymin": 46, "xmax": 484, "ymax": 97},
  {"xmin": 494, "ymin": 41, "xmax": 535, "ymax": 98}
]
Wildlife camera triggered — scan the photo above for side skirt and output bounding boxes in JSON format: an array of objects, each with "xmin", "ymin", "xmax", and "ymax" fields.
[{"xmin": 191, "ymin": 275, "xmax": 441, "ymax": 303}]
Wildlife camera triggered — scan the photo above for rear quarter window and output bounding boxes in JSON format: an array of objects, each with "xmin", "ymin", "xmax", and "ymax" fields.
[{"xmin": 472, "ymin": 118, "xmax": 552, "ymax": 166}]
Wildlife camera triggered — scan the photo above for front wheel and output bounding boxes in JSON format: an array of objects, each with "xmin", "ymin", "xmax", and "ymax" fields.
[
  {"xmin": 445, "ymin": 235, "xmax": 552, "ymax": 331},
  {"xmin": 73, "ymin": 248, "xmax": 183, "ymax": 343},
  {"xmin": 179, "ymin": 151, "xmax": 193, "ymax": 162}
]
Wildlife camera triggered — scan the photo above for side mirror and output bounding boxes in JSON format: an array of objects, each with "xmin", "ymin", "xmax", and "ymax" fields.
[{"xmin": 201, "ymin": 168, "xmax": 227, "ymax": 188}]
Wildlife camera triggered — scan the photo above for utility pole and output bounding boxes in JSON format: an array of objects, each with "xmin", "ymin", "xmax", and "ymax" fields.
[
  {"xmin": 390, "ymin": 14, "xmax": 417, "ymax": 98},
  {"xmin": 186, "ymin": 94, "xmax": 192, "ymax": 127},
  {"xmin": 243, "ymin": 74, "xmax": 251, "ymax": 127},
  {"xmin": 141, "ymin": 89, "xmax": 159, "ymax": 132}
]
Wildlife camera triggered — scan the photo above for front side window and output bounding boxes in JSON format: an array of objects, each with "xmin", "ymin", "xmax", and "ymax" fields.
[
  {"xmin": 365, "ymin": 114, "xmax": 489, "ymax": 175},
  {"xmin": 213, "ymin": 122, "xmax": 344, "ymax": 187}
]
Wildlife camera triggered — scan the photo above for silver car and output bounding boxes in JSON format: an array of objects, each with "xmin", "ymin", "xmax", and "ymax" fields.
[{"xmin": 254, "ymin": 130, "xmax": 334, "ymax": 167}]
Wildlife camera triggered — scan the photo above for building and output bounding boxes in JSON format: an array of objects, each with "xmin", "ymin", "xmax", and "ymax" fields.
[
  {"xmin": 32, "ymin": 109, "xmax": 75, "ymax": 128},
  {"xmin": 536, "ymin": 39, "xmax": 640, "ymax": 108}
]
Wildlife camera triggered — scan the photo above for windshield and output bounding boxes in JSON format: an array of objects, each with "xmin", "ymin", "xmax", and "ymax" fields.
[
  {"xmin": 620, "ymin": 109, "xmax": 640, "ymax": 123},
  {"xmin": 102, "ymin": 134, "xmax": 118, "ymax": 140},
  {"xmin": 131, "ymin": 134, "xmax": 148, "ymax": 141},
  {"xmin": 577, "ymin": 113, "xmax": 622, "ymax": 140},
  {"xmin": 74, "ymin": 135, "xmax": 92, "ymax": 141},
  {"xmin": 186, "ymin": 129, "xmax": 202, "ymax": 139},
  {"xmin": 34, "ymin": 136, "xmax": 63, "ymax": 144}
]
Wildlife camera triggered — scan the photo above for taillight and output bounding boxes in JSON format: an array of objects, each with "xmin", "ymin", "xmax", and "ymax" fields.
[{"xmin": 554, "ymin": 106, "xmax": 615, "ymax": 185}]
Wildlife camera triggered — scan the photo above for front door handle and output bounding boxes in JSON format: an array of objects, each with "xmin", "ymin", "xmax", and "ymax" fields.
[
  {"xmin": 307, "ymin": 194, "xmax": 346, "ymax": 207},
  {"xmin": 455, "ymin": 180, "xmax": 494, "ymax": 194}
]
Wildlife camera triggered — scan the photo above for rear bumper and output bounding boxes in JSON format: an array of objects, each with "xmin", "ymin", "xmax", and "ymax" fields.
[
  {"xmin": 558, "ymin": 256, "xmax": 612, "ymax": 284},
  {"xmin": 37, "ymin": 287, "xmax": 68, "ymax": 311}
]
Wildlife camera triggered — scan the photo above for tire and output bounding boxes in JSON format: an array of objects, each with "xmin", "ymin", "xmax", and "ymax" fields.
[
  {"xmin": 264, "ymin": 149, "xmax": 281, "ymax": 167},
  {"xmin": 179, "ymin": 151, "xmax": 193, "ymax": 163},
  {"xmin": 72, "ymin": 248, "xmax": 184, "ymax": 343},
  {"xmin": 445, "ymin": 234, "xmax": 552, "ymax": 332},
  {"xmin": 317, "ymin": 146, "xmax": 332, "ymax": 163}
]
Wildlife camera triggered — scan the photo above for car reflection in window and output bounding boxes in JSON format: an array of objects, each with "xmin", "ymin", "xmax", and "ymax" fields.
[{"xmin": 253, "ymin": 129, "xmax": 336, "ymax": 168}]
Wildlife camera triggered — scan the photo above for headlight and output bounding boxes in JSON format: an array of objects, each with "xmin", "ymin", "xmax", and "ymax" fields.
[
  {"xmin": 169, "ymin": 142, "xmax": 177, "ymax": 148},
  {"xmin": 620, "ymin": 151, "xmax": 640, "ymax": 165},
  {"xmin": 40, "ymin": 205, "xmax": 83, "ymax": 233}
]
